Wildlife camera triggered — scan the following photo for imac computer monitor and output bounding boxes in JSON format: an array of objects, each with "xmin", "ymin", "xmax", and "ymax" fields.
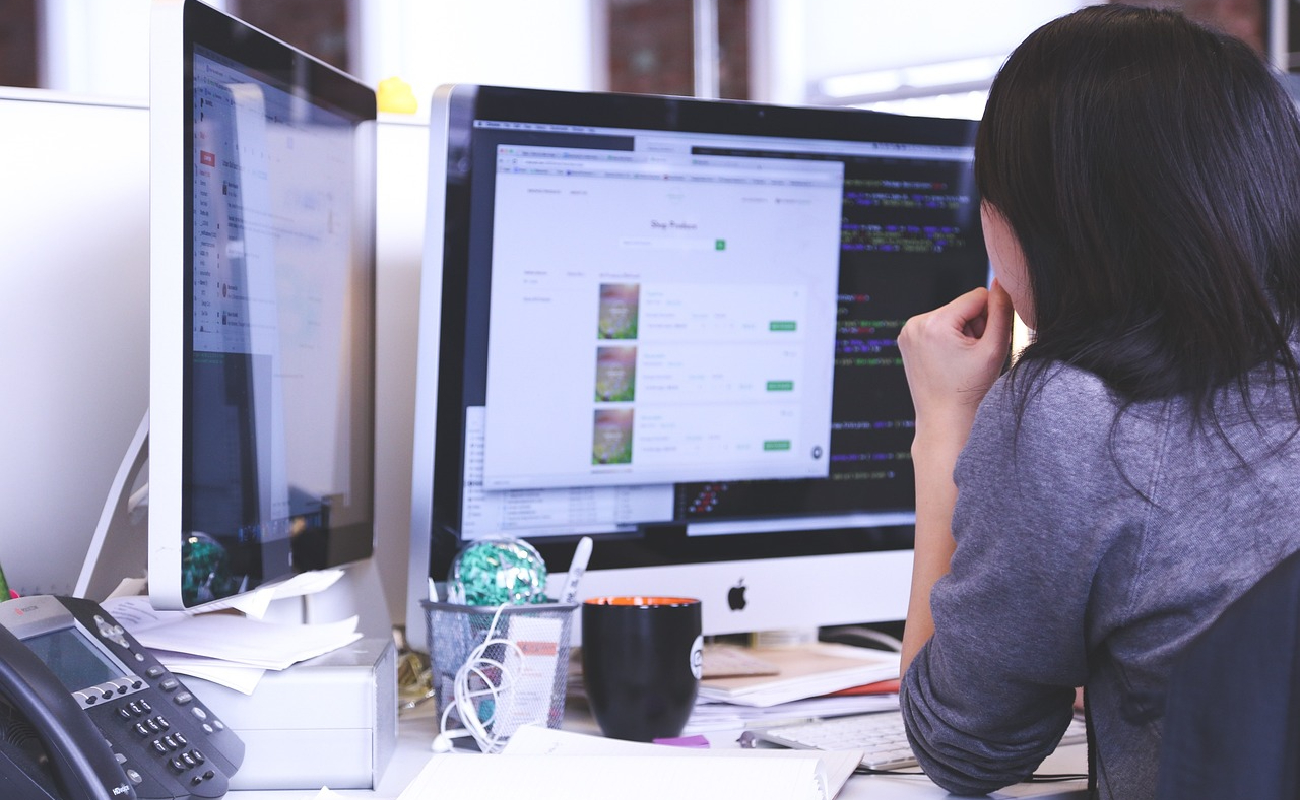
[
  {"xmin": 407, "ymin": 85, "xmax": 987, "ymax": 649},
  {"xmin": 149, "ymin": 0, "xmax": 377, "ymax": 609}
]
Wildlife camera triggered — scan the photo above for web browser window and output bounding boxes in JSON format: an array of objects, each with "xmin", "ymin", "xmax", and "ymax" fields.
[{"xmin": 482, "ymin": 141, "xmax": 845, "ymax": 490}]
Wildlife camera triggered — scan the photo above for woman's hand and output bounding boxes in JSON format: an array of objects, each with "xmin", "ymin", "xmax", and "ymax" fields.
[{"xmin": 898, "ymin": 280, "xmax": 1015, "ymax": 449}]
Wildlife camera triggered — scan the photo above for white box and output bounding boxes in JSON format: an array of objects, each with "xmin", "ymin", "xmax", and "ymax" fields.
[{"xmin": 188, "ymin": 638, "xmax": 398, "ymax": 790}]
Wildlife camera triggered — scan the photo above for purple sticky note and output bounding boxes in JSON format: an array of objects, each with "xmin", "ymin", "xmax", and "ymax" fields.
[{"xmin": 652, "ymin": 734, "xmax": 711, "ymax": 748}]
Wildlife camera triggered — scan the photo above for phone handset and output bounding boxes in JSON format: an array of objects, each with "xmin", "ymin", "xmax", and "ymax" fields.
[{"xmin": 0, "ymin": 622, "xmax": 136, "ymax": 800}]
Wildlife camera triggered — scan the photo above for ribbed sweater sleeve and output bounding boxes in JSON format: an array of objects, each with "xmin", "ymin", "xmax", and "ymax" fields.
[{"xmin": 899, "ymin": 367, "xmax": 1134, "ymax": 794}]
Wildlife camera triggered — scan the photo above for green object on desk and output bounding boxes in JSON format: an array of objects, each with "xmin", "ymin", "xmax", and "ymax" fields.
[
  {"xmin": 449, "ymin": 537, "xmax": 548, "ymax": 606},
  {"xmin": 0, "ymin": 560, "xmax": 9, "ymax": 598},
  {"xmin": 181, "ymin": 532, "xmax": 239, "ymax": 605}
]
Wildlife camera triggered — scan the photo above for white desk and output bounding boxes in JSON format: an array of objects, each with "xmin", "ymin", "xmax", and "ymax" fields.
[{"xmin": 226, "ymin": 709, "xmax": 1089, "ymax": 799}]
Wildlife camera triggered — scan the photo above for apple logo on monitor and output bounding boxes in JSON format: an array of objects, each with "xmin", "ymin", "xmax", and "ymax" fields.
[{"xmin": 728, "ymin": 579, "xmax": 747, "ymax": 611}]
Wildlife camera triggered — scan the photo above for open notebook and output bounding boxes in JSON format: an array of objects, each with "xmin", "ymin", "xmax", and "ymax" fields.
[{"xmin": 394, "ymin": 726, "xmax": 863, "ymax": 800}]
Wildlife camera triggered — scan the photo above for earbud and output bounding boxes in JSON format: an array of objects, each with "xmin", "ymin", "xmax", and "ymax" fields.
[{"xmin": 432, "ymin": 726, "xmax": 474, "ymax": 753}]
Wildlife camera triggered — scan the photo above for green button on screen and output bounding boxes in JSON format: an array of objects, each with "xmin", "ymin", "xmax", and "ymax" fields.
[
  {"xmin": 763, "ymin": 440, "xmax": 791, "ymax": 451},
  {"xmin": 766, "ymin": 381, "xmax": 793, "ymax": 391},
  {"xmin": 769, "ymin": 321, "xmax": 797, "ymax": 331}
]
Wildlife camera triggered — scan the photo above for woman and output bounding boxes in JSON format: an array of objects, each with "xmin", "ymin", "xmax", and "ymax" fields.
[{"xmin": 896, "ymin": 5, "xmax": 1300, "ymax": 799}]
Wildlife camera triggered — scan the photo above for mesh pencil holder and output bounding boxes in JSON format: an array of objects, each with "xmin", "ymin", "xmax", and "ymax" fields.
[{"xmin": 422, "ymin": 599, "xmax": 577, "ymax": 751}]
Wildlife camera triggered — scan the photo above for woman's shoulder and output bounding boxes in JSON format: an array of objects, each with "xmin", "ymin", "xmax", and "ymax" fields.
[
  {"xmin": 964, "ymin": 359, "xmax": 1183, "ymax": 480},
  {"xmin": 960, "ymin": 361, "xmax": 1150, "ymax": 505},
  {"xmin": 980, "ymin": 360, "xmax": 1120, "ymax": 430}
]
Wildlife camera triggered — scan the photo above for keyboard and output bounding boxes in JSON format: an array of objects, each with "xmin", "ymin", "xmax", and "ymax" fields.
[{"xmin": 748, "ymin": 711, "xmax": 1089, "ymax": 771}]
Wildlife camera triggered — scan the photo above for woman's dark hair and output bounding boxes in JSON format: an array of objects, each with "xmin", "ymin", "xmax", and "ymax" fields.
[{"xmin": 977, "ymin": 4, "xmax": 1300, "ymax": 420}]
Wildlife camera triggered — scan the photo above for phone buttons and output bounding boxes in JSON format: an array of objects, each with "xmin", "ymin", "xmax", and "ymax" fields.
[
  {"xmin": 155, "ymin": 732, "xmax": 190, "ymax": 755},
  {"xmin": 125, "ymin": 768, "xmax": 143, "ymax": 785},
  {"xmin": 170, "ymin": 749, "xmax": 207, "ymax": 773},
  {"xmin": 93, "ymin": 614, "xmax": 130, "ymax": 648},
  {"xmin": 191, "ymin": 769, "xmax": 216, "ymax": 787}
]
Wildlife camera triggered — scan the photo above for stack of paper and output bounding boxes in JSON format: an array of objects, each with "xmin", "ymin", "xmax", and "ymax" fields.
[
  {"xmin": 673, "ymin": 642, "xmax": 902, "ymax": 734},
  {"xmin": 697, "ymin": 642, "xmax": 900, "ymax": 707},
  {"xmin": 687, "ymin": 692, "xmax": 900, "ymax": 735},
  {"xmin": 103, "ymin": 571, "xmax": 362, "ymax": 695}
]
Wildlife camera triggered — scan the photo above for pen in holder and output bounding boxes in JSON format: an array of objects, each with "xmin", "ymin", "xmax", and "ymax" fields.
[{"xmin": 422, "ymin": 599, "xmax": 577, "ymax": 752}]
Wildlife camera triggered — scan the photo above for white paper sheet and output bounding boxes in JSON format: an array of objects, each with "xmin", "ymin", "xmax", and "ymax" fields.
[
  {"xmin": 130, "ymin": 614, "xmax": 361, "ymax": 670},
  {"xmin": 398, "ymin": 752, "xmax": 828, "ymax": 800},
  {"xmin": 502, "ymin": 725, "xmax": 864, "ymax": 799}
]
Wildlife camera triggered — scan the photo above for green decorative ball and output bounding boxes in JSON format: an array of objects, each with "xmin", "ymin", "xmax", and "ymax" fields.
[{"xmin": 449, "ymin": 538, "xmax": 548, "ymax": 606}]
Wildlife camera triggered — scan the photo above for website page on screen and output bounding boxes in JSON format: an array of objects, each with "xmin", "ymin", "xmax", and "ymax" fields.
[{"xmin": 458, "ymin": 121, "xmax": 981, "ymax": 544}]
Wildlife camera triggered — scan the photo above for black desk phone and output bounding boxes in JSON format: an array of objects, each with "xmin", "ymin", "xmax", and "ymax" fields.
[{"xmin": 0, "ymin": 595, "xmax": 244, "ymax": 800}]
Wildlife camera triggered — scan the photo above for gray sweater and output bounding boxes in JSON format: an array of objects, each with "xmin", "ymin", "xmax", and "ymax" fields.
[{"xmin": 899, "ymin": 362, "xmax": 1300, "ymax": 799}]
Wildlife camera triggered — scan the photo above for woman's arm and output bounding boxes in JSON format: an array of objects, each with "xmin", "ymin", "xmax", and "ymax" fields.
[
  {"xmin": 898, "ymin": 371, "xmax": 1096, "ymax": 795},
  {"xmin": 897, "ymin": 281, "xmax": 1014, "ymax": 673}
]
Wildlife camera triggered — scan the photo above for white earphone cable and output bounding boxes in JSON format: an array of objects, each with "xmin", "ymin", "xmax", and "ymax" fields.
[{"xmin": 436, "ymin": 604, "xmax": 524, "ymax": 753}]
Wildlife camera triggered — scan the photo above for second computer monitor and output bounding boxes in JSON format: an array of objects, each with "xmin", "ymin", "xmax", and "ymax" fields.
[
  {"xmin": 149, "ymin": 0, "xmax": 377, "ymax": 610},
  {"xmin": 408, "ymin": 85, "xmax": 987, "ymax": 648}
]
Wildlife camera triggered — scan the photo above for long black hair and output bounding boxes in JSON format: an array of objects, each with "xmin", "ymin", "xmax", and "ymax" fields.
[{"xmin": 977, "ymin": 4, "xmax": 1300, "ymax": 423}]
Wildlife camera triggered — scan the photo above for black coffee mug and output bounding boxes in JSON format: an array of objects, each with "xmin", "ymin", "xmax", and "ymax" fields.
[{"xmin": 581, "ymin": 596, "xmax": 703, "ymax": 741}]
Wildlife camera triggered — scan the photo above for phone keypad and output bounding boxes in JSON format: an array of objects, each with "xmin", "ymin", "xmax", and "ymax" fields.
[{"xmin": 121, "ymin": 667, "xmax": 230, "ymax": 790}]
